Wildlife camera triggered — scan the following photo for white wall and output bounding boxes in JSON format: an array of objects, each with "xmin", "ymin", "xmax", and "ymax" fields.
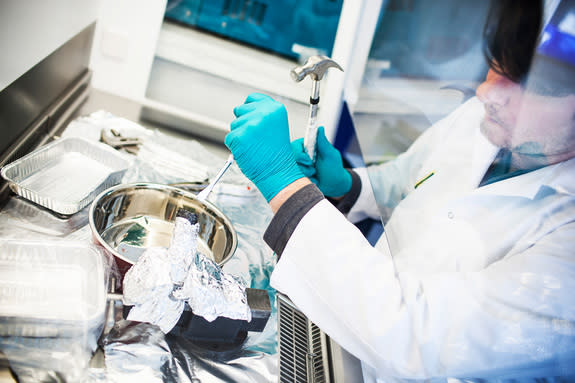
[
  {"xmin": 89, "ymin": 0, "xmax": 167, "ymax": 101},
  {"xmin": 0, "ymin": 0, "xmax": 100, "ymax": 91}
]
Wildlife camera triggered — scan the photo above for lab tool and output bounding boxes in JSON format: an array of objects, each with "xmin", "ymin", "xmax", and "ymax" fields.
[
  {"xmin": 290, "ymin": 55, "xmax": 343, "ymax": 163},
  {"xmin": 196, "ymin": 154, "xmax": 234, "ymax": 201},
  {"xmin": 100, "ymin": 128, "xmax": 143, "ymax": 155},
  {"xmin": 291, "ymin": 126, "xmax": 352, "ymax": 197}
]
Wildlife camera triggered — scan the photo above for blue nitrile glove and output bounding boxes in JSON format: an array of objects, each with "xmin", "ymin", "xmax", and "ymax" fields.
[
  {"xmin": 225, "ymin": 93, "xmax": 305, "ymax": 202},
  {"xmin": 291, "ymin": 126, "xmax": 352, "ymax": 197}
]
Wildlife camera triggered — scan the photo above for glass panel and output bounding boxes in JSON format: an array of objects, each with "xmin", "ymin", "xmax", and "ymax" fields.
[
  {"xmin": 346, "ymin": 0, "xmax": 575, "ymax": 379},
  {"xmin": 353, "ymin": 0, "xmax": 491, "ymax": 254},
  {"xmin": 163, "ymin": 0, "xmax": 344, "ymax": 60},
  {"xmin": 356, "ymin": 0, "xmax": 490, "ymax": 163}
]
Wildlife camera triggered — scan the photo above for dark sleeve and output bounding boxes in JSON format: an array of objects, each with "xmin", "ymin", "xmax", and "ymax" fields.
[
  {"xmin": 263, "ymin": 184, "xmax": 324, "ymax": 257},
  {"xmin": 328, "ymin": 169, "xmax": 362, "ymax": 215}
]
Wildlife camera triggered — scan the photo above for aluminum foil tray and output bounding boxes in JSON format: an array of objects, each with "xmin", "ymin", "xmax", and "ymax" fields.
[
  {"xmin": 0, "ymin": 240, "xmax": 106, "ymax": 337},
  {"xmin": 1, "ymin": 137, "xmax": 130, "ymax": 215}
]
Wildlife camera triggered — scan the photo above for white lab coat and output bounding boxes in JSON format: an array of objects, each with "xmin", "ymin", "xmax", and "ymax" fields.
[{"xmin": 270, "ymin": 98, "xmax": 575, "ymax": 382}]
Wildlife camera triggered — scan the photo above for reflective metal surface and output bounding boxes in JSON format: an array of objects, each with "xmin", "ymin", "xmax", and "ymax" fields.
[
  {"xmin": 98, "ymin": 320, "xmax": 278, "ymax": 383},
  {"xmin": 89, "ymin": 183, "xmax": 237, "ymax": 276},
  {"xmin": 1, "ymin": 137, "xmax": 130, "ymax": 215}
]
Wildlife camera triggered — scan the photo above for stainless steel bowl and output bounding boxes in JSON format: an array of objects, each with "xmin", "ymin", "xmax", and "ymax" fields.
[{"xmin": 89, "ymin": 183, "xmax": 237, "ymax": 277}]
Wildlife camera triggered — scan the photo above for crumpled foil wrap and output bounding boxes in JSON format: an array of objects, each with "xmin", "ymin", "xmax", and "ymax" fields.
[
  {"xmin": 122, "ymin": 247, "xmax": 185, "ymax": 333},
  {"xmin": 172, "ymin": 250, "xmax": 251, "ymax": 323},
  {"xmin": 123, "ymin": 215, "xmax": 251, "ymax": 333},
  {"xmin": 168, "ymin": 212, "xmax": 199, "ymax": 286}
]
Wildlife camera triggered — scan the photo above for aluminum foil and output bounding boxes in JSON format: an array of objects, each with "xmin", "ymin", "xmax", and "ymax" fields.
[
  {"xmin": 123, "ymin": 215, "xmax": 251, "ymax": 333},
  {"xmin": 1, "ymin": 335, "xmax": 97, "ymax": 383},
  {"xmin": 94, "ymin": 320, "xmax": 277, "ymax": 383},
  {"xmin": 173, "ymin": 249, "xmax": 252, "ymax": 323},
  {"xmin": 168, "ymin": 214, "xmax": 199, "ymax": 285},
  {"xmin": 122, "ymin": 247, "xmax": 185, "ymax": 333}
]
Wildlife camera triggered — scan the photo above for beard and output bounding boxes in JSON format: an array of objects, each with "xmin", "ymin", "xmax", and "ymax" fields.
[
  {"xmin": 480, "ymin": 115, "xmax": 511, "ymax": 149},
  {"xmin": 479, "ymin": 101, "xmax": 518, "ymax": 149}
]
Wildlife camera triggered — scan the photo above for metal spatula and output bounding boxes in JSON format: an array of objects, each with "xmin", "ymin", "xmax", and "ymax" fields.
[{"xmin": 195, "ymin": 154, "xmax": 235, "ymax": 201}]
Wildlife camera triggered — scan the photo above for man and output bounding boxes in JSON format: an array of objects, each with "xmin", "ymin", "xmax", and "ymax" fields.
[{"xmin": 225, "ymin": 0, "xmax": 575, "ymax": 380}]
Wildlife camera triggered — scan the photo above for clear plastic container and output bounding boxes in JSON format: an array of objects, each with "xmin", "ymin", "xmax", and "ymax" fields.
[{"xmin": 0, "ymin": 240, "xmax": 107, "ymax": 337}]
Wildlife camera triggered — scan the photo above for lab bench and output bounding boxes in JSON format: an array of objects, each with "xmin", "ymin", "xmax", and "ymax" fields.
[{"xmin": 0, "ymin": 88, "xmax": 281, "ymax": 382}]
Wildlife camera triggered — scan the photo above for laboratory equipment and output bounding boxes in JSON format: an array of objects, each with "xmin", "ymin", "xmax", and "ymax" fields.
[
  {"xmin": 290, "ymin": 55, "xmax": 343, "ymax": 162},
  {"xmin": 124, "ymin": 287, "xmax": 271, "ymax": 350},
  {"xmin": 89, "ymin": 183, "xmax": 238, "ymax": 278},
  {"xmin": 196, "ymin": 153, "xmax": 235, "ymax": 201}
]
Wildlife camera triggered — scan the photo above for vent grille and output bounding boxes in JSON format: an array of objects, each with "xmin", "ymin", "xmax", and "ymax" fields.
[{"xmin": 278, "ymin": 294, "xmax": 330, "ymax": 383}]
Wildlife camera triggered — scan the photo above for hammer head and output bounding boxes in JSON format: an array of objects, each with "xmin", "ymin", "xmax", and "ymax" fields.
[{"xmin": 290, "ymin": 55, "xmax": 343, "ymax": 82}]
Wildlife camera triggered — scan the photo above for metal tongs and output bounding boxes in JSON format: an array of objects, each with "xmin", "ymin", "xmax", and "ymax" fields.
[{"xmin": 101, "ymin": 128, "xmax": 143, "ymax": 155}]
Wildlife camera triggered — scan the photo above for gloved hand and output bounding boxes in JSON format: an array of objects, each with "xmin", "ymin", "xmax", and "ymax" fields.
[
  {"xmin": 225, "ymin": 93, "xmax": 304, "ymax": 202},
  {"xmin": 291, "ymin": 126, "xmax": 352, "ymax": 198}
]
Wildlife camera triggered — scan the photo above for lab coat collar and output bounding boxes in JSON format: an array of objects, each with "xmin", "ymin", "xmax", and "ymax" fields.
[
  {"xmin": 469, "ymin": 110, "xmax": 575, "ymax": 199},
  {"xmin": 470, "ymin": 122, "xmax": 499, "ymax": 187},
  {"xmin": 475, "ymin": 156, "xmax": 575, "ymax": 199}
]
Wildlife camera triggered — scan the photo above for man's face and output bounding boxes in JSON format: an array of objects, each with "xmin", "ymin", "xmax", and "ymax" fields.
[{"xmin": 476, "ymin": 69, "xmax": 575, "ymax": 167}]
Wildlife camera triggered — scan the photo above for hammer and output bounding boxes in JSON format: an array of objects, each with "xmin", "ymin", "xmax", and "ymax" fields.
[{"xmin": 291, "ymin": 55, "xmax": 343, "ymax": 163}]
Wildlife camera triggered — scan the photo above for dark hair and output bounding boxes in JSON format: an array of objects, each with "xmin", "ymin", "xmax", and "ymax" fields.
[{"xmin": 483, "ymin": 0, "xmax": 544, "ymax": 83}]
